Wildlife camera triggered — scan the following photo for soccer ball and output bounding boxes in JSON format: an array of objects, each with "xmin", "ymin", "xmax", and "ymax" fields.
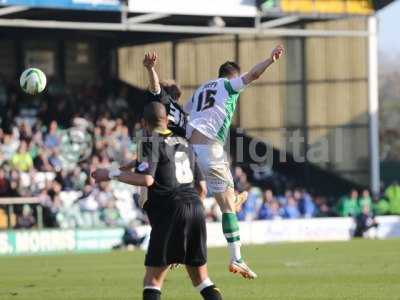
[{"xmin": 19, "ymin": 68, "xmax": 47, "ymax": 95}]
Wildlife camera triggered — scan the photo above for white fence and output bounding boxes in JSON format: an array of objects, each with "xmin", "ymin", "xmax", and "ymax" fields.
[{"xmin": 137, "ymin": 216, "xmax": 400, "ymax": 247}]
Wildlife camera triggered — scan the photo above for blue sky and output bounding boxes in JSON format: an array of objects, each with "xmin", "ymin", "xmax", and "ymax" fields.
[{"xmin": 378, "ymin": 0, "xmax": 400, "ymax": 57}]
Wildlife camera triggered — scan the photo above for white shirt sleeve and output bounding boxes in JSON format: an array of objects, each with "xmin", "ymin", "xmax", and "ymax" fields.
[{"xmin": 229, "ymin": 75, "xmax": 247, "ymax": 92}]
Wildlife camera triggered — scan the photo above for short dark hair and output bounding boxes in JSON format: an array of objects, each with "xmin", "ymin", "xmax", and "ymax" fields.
[
  {"xmin": 218, "ymin": 61, "xmax": 241, "ymax": 78},
  {"xmin": 143, "ymin": 102, "xmax": 167, "ymax": 127},
  {"xmin": 160, "ymin": 80, "xmax": 182, "ymax": 101}
]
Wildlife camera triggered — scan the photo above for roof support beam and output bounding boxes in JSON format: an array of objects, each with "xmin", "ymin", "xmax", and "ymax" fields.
[
  {"xmin": 0, "ymin": 6, "xmax": 29, "ymax": 17},
  {"xmin": 260, "ymin": 16, "xmax": 301, "ymax": 29},
  {"xmin": 0, "ymin": 18, "xmax": 369, "ymax": 37},
  {"xmin": 127, "ymin": 13, "xmax": 170, "ymax": 24}
]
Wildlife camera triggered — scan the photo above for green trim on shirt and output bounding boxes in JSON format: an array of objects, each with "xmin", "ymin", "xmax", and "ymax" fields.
[{"xmin": 216, "ymin": 80, "xmax": 240, "ymax": 142}]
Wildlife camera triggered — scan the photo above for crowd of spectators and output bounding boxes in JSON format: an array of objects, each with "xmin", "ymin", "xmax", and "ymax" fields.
[
  {"xmin": 0, "ymin": 78, "xmax": 400, "ymax": 230},
  {"xmin": 337, "ymin": 186, "xmax": 400, "ymax": 217},
  {"xmin": 0, "ymin": 78, "xmax": 144, "ymax": 229},
  {"xmin": 205, "ymin": 166, "xmax": 400, "ymax": 222},
  {"xmin": 204, "ymin": 166, "xmax": 321, "ymax": 222},
  {"xmin": 208, "ymin": 167, "xmax": 400, "ymax": 220},
  {"xmin": 257, "ymin": 168, "xmax": 398, "ymax": 221}
]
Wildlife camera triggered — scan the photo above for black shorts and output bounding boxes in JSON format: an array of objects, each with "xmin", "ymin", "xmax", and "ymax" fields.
[{"xmin": 145, "ymin": 201, "xmax": 207, "ymax": 267}]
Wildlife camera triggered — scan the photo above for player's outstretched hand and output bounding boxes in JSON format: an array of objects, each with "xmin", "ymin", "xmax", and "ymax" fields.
[
  {"xmin": 91, "ymin": 168, "xmax": 110, "ymax": 183},
  {"xmin": 271, "ymin": 45, "xmax": 284, "ymax": 62},
  {"xmin": 143, "ymin": 52, "xmax": 158, "ymax": 69}
]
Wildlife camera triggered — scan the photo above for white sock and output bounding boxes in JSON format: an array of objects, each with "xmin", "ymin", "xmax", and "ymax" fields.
[
  {"xmin": 143, "ymin": 286, "xmax": 161, "ymax": 291},
  {"xmin": 228, "ymin": 241, "xmax": 242, "ymax": 261},
  {"xmin": 195, "ymin": 278, "xmax": 214, "ymax": 292}
]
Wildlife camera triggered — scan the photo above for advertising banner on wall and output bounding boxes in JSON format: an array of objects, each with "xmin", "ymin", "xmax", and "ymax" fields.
[
  {"xmin": 129, "ymin": 0, "xmax": 257, "ymax": 17},
  {"xmin": 206, "ymin": 216, "xmax": 400, "ymax": 246},
  {"xmin": 2, "ymin": 0, "xmax": 121, "ymax": 11},
  {"xmin": 1, "ymin": 217, "xmax": 399, "ymax": 255},
  {"xmin": 279, "ymin": 0, "xmax": 373, "ymax": 14},
  {"xmin": 0, "ymin": 228, "xmax": 123, "ymax": 255},
  {"xmin": 130, "ymin": 0, "xmax": 379, "ymax": 17},
  {"xmin": 1, "ymin": 0, "xmax": 388, "ymax": 15}
]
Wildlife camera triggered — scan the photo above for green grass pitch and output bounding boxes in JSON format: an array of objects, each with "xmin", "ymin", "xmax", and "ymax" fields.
[{"xmin": 1, "ymin": 239, "xmax": 400, "ymax": 300}]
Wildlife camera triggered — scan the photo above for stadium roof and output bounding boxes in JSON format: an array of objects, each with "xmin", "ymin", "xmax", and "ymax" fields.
[{"xmin": 0, "ymin": 0, "xmax": 396, "ymax": 40}]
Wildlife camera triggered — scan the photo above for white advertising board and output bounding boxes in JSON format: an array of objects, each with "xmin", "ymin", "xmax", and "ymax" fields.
[
  {"xmin": 136, "ymin": 216, "xmax": 400, "ymax": 247},
  {"xmin": 129, "ymin": 0, "xmax": 257, "ymax": 17},
  {"xmin": 206, "ymin": 216, "xmax": 400, "ymax": 246},
  {"xmin": 1, "ymin": 217, "xmax": 399, "ymax": 255}
]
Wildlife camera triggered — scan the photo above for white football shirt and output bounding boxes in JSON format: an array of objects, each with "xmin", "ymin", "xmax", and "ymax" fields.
[{"xmin": 185, "ymin": 76, "xmax": 246, "ymax": 143}]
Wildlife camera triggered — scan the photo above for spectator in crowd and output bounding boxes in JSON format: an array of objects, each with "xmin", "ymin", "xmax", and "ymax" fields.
[
  {"xmin": 0, "ymin": 169, "xmax": 10, "ymax": 196},
  {"xmin": 384, "ymin": 182, "xmax": 400, "ymax": 215},
  {"xmin": 1, "ymin": 133, "xmax": 19, "ymax": 161},
  {"xmin": 278, "ymin": 190, "xmax": 292, "ymax": 206},
  {"xmin": 359, "ymin": 189, "xmax": 372, "ymax": 211},
  {"xmin": 44, "ymin": 120, "xmax": 61, "ymax": 149},
  {"xmin": 314, "ymin": 196, "xmax": 333, "ymax": 217},
  {"xmin": 268, "ymin": 200, "xmax": 283, "ymax": 220},
  {"xmin": 56, "ymin": 170, "xmax": 74, "ymax": 191},
  {"xmin": 15, "ymin": 204, "xmax": 36, "ymax": 229},
  {"xmin": 296, "ymin": 189, "xmax": 316, "ymax": 218},
  {"xmin": 233, "ymin": 166, "xmax": 251, "ymax": 193},
  {"xmin": 95, "ymin": 182, "xmax": 113, "ymax": 208},
  {"xmin": 8, "ymin": 180, "xmax": 19, "ymax": 198},
  {"xmin": 33, "ymin": 150, "xmax": 53, "ymax": 172},
  {"xmin": 71, "ymin": 167, "xmax": 87, "ymax": 191},
  {"xmin": 18, "ymin": 121, "xmax": 32, "ymax": 142},
  {"xmin": 257, "ymin": 190, "xmax": 274, "ymax": 220},
  {"xmin": 237, "ymin": 187, "xmax": 261, "ymax": 221},
  {"xmin": 11, "ymin": 141, "xmax": 33, "ymax": 172},
  {"xmin": 372, "ymin": 195, "xmax": 390, "ymax": 215},
  {"xmin": 282, "ymin": 196, "xmax": 301, "ymax": 219},
  {"xmin": 78, "ymin": 184, "xmax": 101, "ymax": 228},
  {"xmin": 257, "ymin": 202, "xmax": 269, "ymax": 220},
  {"xmin": 338, "ymin": 189, "xmax": 360, "ymax": 217},
  {"xmin": 40, "ymin": 182, "xmax": 62, "ymax": 227},
  {"xmin": 101, "ymin": 200, "xmax": 123, "ymax": 227},
  {"xmin": 48, "ymin": 149, "xmax": 62, "ymax": 171}
]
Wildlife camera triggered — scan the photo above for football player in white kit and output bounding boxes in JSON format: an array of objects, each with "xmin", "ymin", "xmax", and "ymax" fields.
[{"xmin": 185, "ymin": 45, "xmax": 285, "ymax": 279}]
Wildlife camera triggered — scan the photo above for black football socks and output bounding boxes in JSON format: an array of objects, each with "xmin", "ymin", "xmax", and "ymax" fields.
[
  {"xmin": 143, "ymin": 288, "xmax": 161, "ymax": 300},
  {"xmin": 200, "ymin": 285, "xmax": 223, "ymax": 300}
]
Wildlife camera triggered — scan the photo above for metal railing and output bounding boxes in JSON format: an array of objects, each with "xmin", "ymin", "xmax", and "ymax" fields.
[{"xmin": 0, "ymin": 197, "xmax": 43, "ymax": 229}]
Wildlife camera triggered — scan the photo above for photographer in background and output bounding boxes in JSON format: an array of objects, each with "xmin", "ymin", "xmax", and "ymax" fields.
[
  {"xmin": 113, "ymin": 220, "xmax": 147, "ymax": 250},
  {"xmin": 353, "ymin": 205, "xmax": 379, "ymax": 239}
]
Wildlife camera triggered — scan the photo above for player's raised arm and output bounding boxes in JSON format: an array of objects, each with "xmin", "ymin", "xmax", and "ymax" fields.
[
  {"xmin": 143, "ymin": 52, "xmax": 161, "ymax": 94},
  {"xmin": 241, "ymin": 44, "xmax": 284, "ymax": 85}
]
